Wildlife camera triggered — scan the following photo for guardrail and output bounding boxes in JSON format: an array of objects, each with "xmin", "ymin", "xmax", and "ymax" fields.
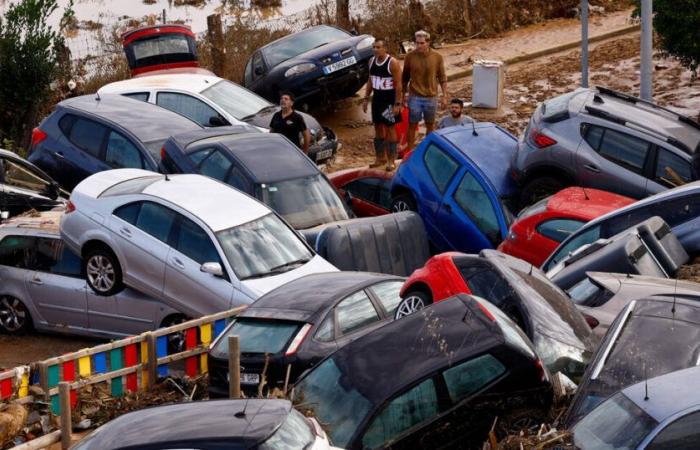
[{"xmin": 0, "ymin": 306, "xmax": 244, "ymax": 449}]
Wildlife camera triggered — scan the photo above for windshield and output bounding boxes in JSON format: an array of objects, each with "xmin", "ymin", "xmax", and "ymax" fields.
[
  {"xmin": 544, "ymin": 225, "xmax": 601, "ymax": 272},
  {"xmin": 263, "ymin": 26, "xmax": 350, "ymax": 67},
  {"xmin": 256, "ymin": 175, "xmax": 349, "ymax": 229},
  {"xmin": 216, "ymin": 213, "xmax": 313, "ymax": 280},
  {"xmin": 210, "ymin": 319, "xmax": 302, "ymax": 358},
  {"xmin": 201, "ymin": 80, "xmax": 272, "ymax": 120},
  {"xmin": 259, "ymin": 409, "xmax": 315, "ymax": 450},
  {"xmin": 294, "ymin": 357, "xmax": 372, "ymax": 448}
]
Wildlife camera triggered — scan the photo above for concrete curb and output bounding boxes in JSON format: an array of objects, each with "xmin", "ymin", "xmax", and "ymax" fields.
[{"xmin": 446, "ymin": 23, "xmax": 641, "ymax": 82}]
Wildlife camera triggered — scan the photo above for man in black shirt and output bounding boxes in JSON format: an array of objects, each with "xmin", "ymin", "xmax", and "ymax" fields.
[{"xmin": 269, "ymin": 92, "xmax": 310, "ymax": 153}]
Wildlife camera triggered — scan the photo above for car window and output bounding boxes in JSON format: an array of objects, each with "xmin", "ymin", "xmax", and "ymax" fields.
[
  {"xmin": 536, "ymin": 218, "xmax": 585, "ymax": 243},
  {"xmin": 655, "ymin": 148, "xmax": 692, "ymax": 188},
  {"xmin": 225, "ymin": 165, "xmax": 253, "ymax": 193},
  {"xmin": 121, "ymin": 92, "xmax": 149, "ymax": 102},
  {"xmin": 2, "ymin": 158, "xmax": 51, "ymax": 192},
  {"xmin": 442, "ymin": 354, "xmax": 506, "ymax": 403},
  {"xmin": 314, "ymin": 316, "xmax": 334, "ymax": 342},
  {"xmin": 648, "ymin": 410, "xmax": 700, "ymax": 449},
  {"xmin": 597, "ymin": 128, "xmax": 650, "ymax": 174},
  {"xmin": 345, "ymin": 177, "xmax": 381, "ymax": 204},
  {"xmin": 252, "ymin": 52, "xmax": 265, "ymax": 79},
  {"xmin": 453, "ymin": 171, "xmax": 501, "ymax": 245},
  {"xmin": 156, "ymin": 92, "xmax": 220, "ymax": 127},
  {"xmin": 210, "ymin": 318, "xmax": 302, "ymax": 357},
  {"xmin": 34, "ymin": 238, "xmax": 81, "ymax": 277},
  {"xmin": 369, "ymin": 281, "xmax": 403, "ymax": 318},
  {"xmin": 423, "ymin": 144, "xmax": 459, "ymax": 193},
  {"xmin": 188, "ymin": 147, "xmax": 214, "ymax": 166},
  {"xmin": 582, "ymin": 123, "xmax": 604, "ymax": 150},
  {"xmin": 198, "ymin": 149, "xmax": 233, "ymax": 182},
  {"xmin": 104, "ymin": 131, "xmax": 145, "ymax": 169},
  {"xmin": 244, "ymin": 58, "xmax": 254, "ymax": 85},
  {"xmin": 460, "ymin": 267, "xmax": 516, "ymax": 310},
  {"xmin": 259, "ymin": 409, "xmax": 315, "ymax": 450},
  {"xmin": 605, "ymin": 195, "xmax": 700, "ymax": 236},
  {"xmin": 545, "ymin": 225, "xmax": 601, "ymax": 271},
  {"xmin": 113, "ymin": 202, "xmax": 142, "ymax": 225},
  {"xmin": 135, "ymin": 202, "xmax": 177, "ymax": 243},
  {"xmin": 173, "ymin": 216, "xmax": 220, "ymax": 265},
  {"xmin": 62, "ymin": 115, "xmax": 107, "ymax": 158},
  {"xmin": 361, "ymin": 378, "xmax": 439, "ymax": 449},
  {"xmin": 335, "ymin": 290, "xmax": 380, "ymax": 335},
  {"xmin": 0, "ymin": 235, "xmax": 36, "ymax": 269},
  {"xmin": 566, "ymin": 277, "xmax": 615, "ymax": 307}
]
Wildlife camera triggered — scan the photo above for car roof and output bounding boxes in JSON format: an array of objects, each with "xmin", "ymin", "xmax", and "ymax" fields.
[
  {"xmin": 624, "ymin": 365, "xmax": 700, "ymax": 422},
  {"xmin": 316, "ymin": 295, "xmax": 503, "ymax": 405},
  {"xmin": 75, "ymin": 399, "xmax": 291, "ymax": 449},
  {"xmin": 589, "ymin": 272, "xmax": 700, "ymax": 298},
  {"xmin": 240, "ymin": 272, "xmax": 403, "ymax": 322},
  {"xmin": 59, "ymin": 94, "xmax": 202, "ymax": 144},
  {"xmin": 437, "ymin": 123, "xmax": 518, "ymax": 198},
  {"xmin": 98, "ymin": 73, "xmax": 223, "ymax": 95},
  {"xmin": 546, "ymin": 187, "xmax": 634, "ymax": 220},
  {"xmin": 259, "ymin": 24, "xmax": 347, "ymax": 51}
]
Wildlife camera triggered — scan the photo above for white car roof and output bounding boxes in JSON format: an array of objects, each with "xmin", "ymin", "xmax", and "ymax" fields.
[
  {"xmin": 98, "ymin": 73, "xmax": 222, "ymax": 95},
  {"xmin": 74, "ymin": 169, "xmax": 271, "ymax": 232}
]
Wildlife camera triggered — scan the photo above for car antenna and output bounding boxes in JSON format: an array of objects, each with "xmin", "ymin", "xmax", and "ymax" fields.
[
  {"xmin": 234, "ymin": 398, "xmax": 250, "ymax": 419},
  {"xmin": 471, "ymin": 119, "xmax": 478, "ymax": 136},
  {"xmin": 672, "ymin": 278, "xmax": 678, "ymax": 314},
  {"xmin": 644, "ymin": 363, "xmax": 650, "ymax": 401},
  {"xmin": 528, "ymin": 263, "xmax": 534, "ymax": 275},
  {"xmin": 95, "ymin": 91, "xmax": 101, "ymax": 101},
  {"xmin": 582, "ymin": 186, "xmax": 590, "ymax": 200}
]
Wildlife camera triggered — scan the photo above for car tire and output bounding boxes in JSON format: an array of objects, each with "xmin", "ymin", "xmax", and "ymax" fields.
[
  {"xmin": 497, "ymin": 407, "xmax": 547, "ymax": 437},
  {"xmin": 84, "ymin": 246, "xmax": 124, "ymax": 296},
  {"xmin": 161, "ymin": 315, "xmax": 189, "ymax": 354},
  {"xmin": 391, "ymin": 193, "xmax": 417, "ymax": 213},
  {"xmin": 520, "ymin": 177, "xmax": 567, "ymax": 209},
  {"xmin": 395, "ymin": 291, "xmax": 432, "ymax": 319},
  {"xmin": 0, "ymin": 296, "xmax": 33, "ymax": 335}
]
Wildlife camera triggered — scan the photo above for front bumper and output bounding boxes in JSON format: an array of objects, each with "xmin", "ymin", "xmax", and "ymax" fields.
[
  {"xmin": 289, "ymin": 61, "xmax": 370, "ymax": 104},
  {"xmin": 308, "ymin": 126, "xmax": 340, "ymax": 164}
]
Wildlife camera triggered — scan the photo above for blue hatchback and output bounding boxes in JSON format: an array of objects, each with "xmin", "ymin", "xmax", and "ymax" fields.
[{"xmin": 391, "ymin": 123, "xmax": 519, "ymax": 253}]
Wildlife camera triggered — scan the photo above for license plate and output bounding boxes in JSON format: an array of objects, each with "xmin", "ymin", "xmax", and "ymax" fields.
[
  {"xmin": 315, "ymin": 148, "xmax": 333, "ymax": 161},
  {"xmin": 323, "ymin": 56, "xmax": 357, "ymax": 75},
  {"xmin": 228, "ymin": 372, "xmax": 260, "ymax": 385}
]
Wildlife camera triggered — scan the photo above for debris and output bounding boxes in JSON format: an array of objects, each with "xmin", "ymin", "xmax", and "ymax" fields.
[{"xmin": 0, "ymin": 404, "xmax": 28, "ymax": 447}]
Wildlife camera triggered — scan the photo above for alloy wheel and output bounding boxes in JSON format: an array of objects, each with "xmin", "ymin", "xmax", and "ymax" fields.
[
  {"xmin": 86, "ymin": 255, "xmax": 116, "ymax": 293},
  {"xmin": 0, "ymin": 296, "xmax": 28, "ymax": 333},
  {"xmin": 392, "ymin": 200, "xmax": 411, "ymax": 212},
  {"xmin": 395, "ymin": 296, "xmax": 426, "ymax": 319}
]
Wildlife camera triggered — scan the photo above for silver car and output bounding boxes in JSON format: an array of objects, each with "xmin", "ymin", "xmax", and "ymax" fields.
[
  {"xmin": 0, "ymin": 213, "xmax": 181, "ymax": 337},
  {"xmin": 512, "ymin": 86, "xmax": 700, "ymax": 206},
  {"xmin": 60, "ymin": 169, "xmax": 337, "ymax": 314}
]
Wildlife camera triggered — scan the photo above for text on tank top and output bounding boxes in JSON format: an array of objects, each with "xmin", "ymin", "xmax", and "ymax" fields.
[{"xmin": 370, "ymin": 56, "xmax": 395, "ymax": 91}]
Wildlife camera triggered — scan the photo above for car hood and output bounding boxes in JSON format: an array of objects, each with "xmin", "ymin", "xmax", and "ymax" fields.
[
  {"xmin": 243, "ymin": 107, "xmax": 323, "ymax": 134},
  {"xmin": 279, "ymin": 35, "xmax": 369, "ymax": 68},
  {"xmin": 241, "ymin": 254, "xmax": 338, "ymax": 298}
]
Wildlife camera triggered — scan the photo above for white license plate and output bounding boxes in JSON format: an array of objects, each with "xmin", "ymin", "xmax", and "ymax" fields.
[
  {"xmin": 323, "ymin": 56, "xmax": 357, "ymax": 75},
  {"xmin": 228, "ymin": 372, "xmax": 260, "ymax": 385},
  {"xmin": 315, "ymin": 149, "xmax": 333, "ymax": 161}
]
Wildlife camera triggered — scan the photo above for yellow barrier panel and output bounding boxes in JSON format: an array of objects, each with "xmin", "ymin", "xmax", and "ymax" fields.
[{"xmin": 78, "ymin": 357, "xmax": 91, "ymax": 377}]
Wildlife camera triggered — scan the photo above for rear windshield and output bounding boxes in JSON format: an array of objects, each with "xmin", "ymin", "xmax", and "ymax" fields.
[
  {"xmin": 98, "ymin": 175, "xmax": 161, "ymax": 198},
  {"xmin": 517, "ymin": 195, "xmax": 549, "ymax": 220},
  {"xmin": 567, "ymin": 277, "xmax": 615, "ymax": 307},
  {"xmin": 259, "ymin": 409, "xmax": 314, "ymax": 450},
  {"xmin": 210, "ymin": 318, "xmax": 302, "ymax": 358},
  {"xmin": 263, "ymin": 26, "xmax": 350, "ymax": 67},
  {"xmin": 541, "ymin": 91, "xmax": 581, "ymax": 122}
]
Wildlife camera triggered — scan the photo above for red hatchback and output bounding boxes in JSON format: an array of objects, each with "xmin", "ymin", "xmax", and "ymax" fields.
[
  {"xmin": 328, "ymin": 168, "xmax": 393, "ymax": 217},
  {"xmin": 497, "ymin": 187, "xmax": 634, "ymax": 267}
]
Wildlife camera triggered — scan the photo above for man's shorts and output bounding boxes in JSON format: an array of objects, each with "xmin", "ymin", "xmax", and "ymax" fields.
[
  {"xmin": 372, "ymin": 100, "xmax": 402, "ymax": 126},
  {"xmin": 408, "ymin": 95, "xmax": 438, "ymax": 124}
]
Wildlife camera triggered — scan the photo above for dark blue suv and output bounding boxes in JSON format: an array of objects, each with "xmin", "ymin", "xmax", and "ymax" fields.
[{"xmin": 28, "ymin": 94, "xmax": 201, "ymax": 191}]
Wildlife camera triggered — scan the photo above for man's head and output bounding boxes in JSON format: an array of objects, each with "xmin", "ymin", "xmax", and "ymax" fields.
[
  {"xmin": 449, "ymin": 98, "xmax": 464, "ymax": 118},
  {"xmin": 279, "ymin": 91, "xmax": 295, "ymax": 110},
  {"xmin": 414, "ymin": 30, "xmax": 430, "ymax": 53},
  {"xmin": 372, "ymin": 38, "xmax": 388, "ymax": 59}
]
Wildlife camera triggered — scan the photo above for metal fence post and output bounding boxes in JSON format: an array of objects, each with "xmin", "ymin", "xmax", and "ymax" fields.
[
  {"xmin": 59, "ymin": 382, "xmax": 72, "ymax": 450},
  {"xmin": 581, "ymin": 0, "xmax": 589, "ymax": 88},
  {"xmin": 228, "ymin": 335, "xmax": 240, "ymax": 399}
]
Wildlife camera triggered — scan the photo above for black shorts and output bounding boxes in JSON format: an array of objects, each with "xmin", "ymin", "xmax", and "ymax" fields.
[{"xmin": 372, "ymin": 100, "xmax": 402, "ymax": 126}]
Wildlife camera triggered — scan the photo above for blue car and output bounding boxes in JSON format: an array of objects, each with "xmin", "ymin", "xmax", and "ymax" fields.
[
  {"xmin": 391, "ymin": 123, "xmax": 519, "ymax": 253},
  {"xmin": 243, "ymin": 25, "xmax": 374, "ymax": 106},
  {"xmin": 28, "ymin": 94, "xmax": 202, "ymax": 191}
]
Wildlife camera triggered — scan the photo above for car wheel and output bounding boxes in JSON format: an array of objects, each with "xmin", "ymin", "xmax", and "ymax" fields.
[
  {"xmin": 161, "ymin": 315, "xmax": 189, "ymax": 354},
  {"xmin": 0, "ymin": 296, "xmax": 32, "ymax": 334},
  {"xmin": 520, "ymin": 177, "xmax": 567, "ymax": 209},
  {"xmin": 395, "ymin": 291, "xmax": 431, "ymax": 319},
  {"xmin": 84, "ymin": 246, "xmax": 123, "ymax": 296},
  {"xmin": 497, "ymin": 408, "xmax": 546, "ymax": 437},
  {"xmin": 391, "ymin": 194, "xmax": 416, "ymax": 213}
]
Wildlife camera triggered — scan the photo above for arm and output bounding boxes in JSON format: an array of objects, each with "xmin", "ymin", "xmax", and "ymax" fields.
[
  {"xmin": 362, "ymin": 59, "xmax": 373, "ymax": 113},
  {"xmin": 302, "ymin": 129, "xmax": 311, "ymax": 153},
  {"xmin": 390, "ymin": 57, "xmax": 403, "ymax": 114},
  {"xmin": 438, "ymin": 55, "xmax": 448, "ymax": 108},
  {"xmin": 401, "ymin": 54, "xmax": 411, "ymax": 102}
]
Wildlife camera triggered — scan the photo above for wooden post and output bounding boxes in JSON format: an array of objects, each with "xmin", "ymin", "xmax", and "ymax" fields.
[
  {"xmin": 207, "ymin": 14, "xmax": 225, "ymax": 77},
  {"xmin": 59, "ymin": 382, "xmax": 72, "ymax": 450},
  {"xmin": 38, "ymin": 362, "xmax": 49, "ymax": 400},
  {"xmin": 228, "ymin": 335, "xmax": 240, "ymax": 399},
  {"xmin": 162, "ymin": 8, "xmax": 166, "ymax": 24},
  {"xmin": 145, "ymin": 332, "xmax": 158, "ymax": 388},
  {"xmin": 336, "ymin": 0, "xmax": 350, "ymax": 29}
]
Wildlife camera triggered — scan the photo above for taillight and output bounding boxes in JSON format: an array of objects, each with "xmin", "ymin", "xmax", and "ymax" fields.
[
  {"xmin": 160, "ymin": 146, "xmax": 166, "ymax": 160},
  {"xmin": 65, "ymin": 200, "xmax": 76, "ymax": 213},
  {"xmin": 31, "ymin": 128, "xmax": 47, "ymax": 148},
  {"xmin": 583, "ymin": 313, "xmax": 599, "ymax": 329},
  {"xmin": 535, "ymin": 359, "xmax": 548, "ymax": 382},
  {"xmin": 529, "ymin": 129, "xmax": 557, "ymax": 148},
  {"xmin": 285, "ymin": 323, "xmax": 312, "ymax": 356}
]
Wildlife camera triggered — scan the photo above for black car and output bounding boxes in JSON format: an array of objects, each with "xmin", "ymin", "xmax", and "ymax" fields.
[
  {"xmin": 564, "ymin": 296, "xmax": 700, "ymax": 428},
  {"xmin": 0, "ymin": 149, "xmax": 66, "ymax": 219},
  {"xmin": 72, "ymin": 399, "xmax": 333, "ymax": 449},
  {"xmin": 208, "ymin": 271, "xmax": 405, "ymax": 398},
  {"xmin": 293, "ymin": 295, "xmax": 553, "ymax": 450},
  {"xmin": 243, "ymin": 25, "xmax": 374, "ymax": 107}
]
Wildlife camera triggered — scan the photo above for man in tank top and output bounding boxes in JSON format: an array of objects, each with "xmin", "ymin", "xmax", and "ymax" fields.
[{"xmin": 362, "ymin": 38, "xmax": 403, "ymax": 171}]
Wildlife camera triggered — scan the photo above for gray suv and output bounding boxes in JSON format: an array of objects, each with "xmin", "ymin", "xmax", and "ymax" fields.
[{"xmin": 512, "ymin": 87, "xmax": 700, "ymax": 206}]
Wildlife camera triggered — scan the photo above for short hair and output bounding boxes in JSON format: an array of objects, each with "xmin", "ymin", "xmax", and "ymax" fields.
[
  {"xmin": 415, "ymin": 30, "xmax": 430, "ymax": 41},
  {"xmin": 279, "ymin": 91, "xmax": 295, "ymax": 102},
  {"xmin": 450, "ymin": 98, "xmax": 464, "ymax": 107},
  {"xmin": 373, "ymin": 38, "xmax": 387, "ymax": 48}
]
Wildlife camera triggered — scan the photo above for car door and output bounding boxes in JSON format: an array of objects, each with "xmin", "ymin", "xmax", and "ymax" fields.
[
  {"xmin": 102, "ymin": 129, "xmax": 151, "ymax": 171},
  {"xmin": 647, "ymin": 146, "xmax": 693, "ymax": 196},
  {"xmin": 56, "ymin": 114, "xmax": 111, "ymax": 189},
  {"xmin": 25, "ymin": 237, "xmax": 88, "ymax": 328},
  {"xmin": 109, "ymin": 201, "xmax": 176, "ymax": 299},
  {"xmin": 344, "ymin": 177, "xmax": 389, "ymax": 216},
  {"xmin": 575, "ymin": 124, "xmax": 651, "ymax": 198},
  {"xmin": 163, "ymin": 214, "xmax": 236, "ymax": 314},
  {"xmin": 332, "ymin": 289, "xmax": 386, "ymax": 348},
  {"xmin": 644, "ymin": 409, "xmax": 700, "ymax": 449},
  {"xmin": 155, "ymin": 92, "xmax": 228, "ymax": 127},
  {"xmin": 86, "ymin": 287, "xmax": 168, "ymax": 337},
  {"xmin": 435, "ymin": 168, "xmax": 506, "ymax": 253}
]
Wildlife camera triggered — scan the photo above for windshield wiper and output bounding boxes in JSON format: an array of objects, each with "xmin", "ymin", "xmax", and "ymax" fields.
[
  {"xmin": 240, "ymin": 105, "xmax": 278, "ymax": 122},
  {"xmin": 268, "ymin": 258, "xmax": 311, "ymax": 273}
]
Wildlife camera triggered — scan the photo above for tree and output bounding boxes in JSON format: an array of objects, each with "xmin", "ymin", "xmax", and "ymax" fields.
[
  {"xmin": 0, "ymin": 0, "xmax": 74, "ymax": 151},
  {"xmin": 634, "ymin": 0, "xmax": 700, "ymax": 74}
]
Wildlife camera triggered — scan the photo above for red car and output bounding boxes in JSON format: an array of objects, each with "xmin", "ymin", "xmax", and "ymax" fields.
[
  {"xmin": 497, "ymin": 187, "xmax": 634, "ymax": 267},
  {"xmin": 328, "ymin": 168, "xmax": 393, "ymax": 217}
]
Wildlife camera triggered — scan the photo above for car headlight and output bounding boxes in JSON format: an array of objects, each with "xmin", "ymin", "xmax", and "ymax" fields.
[
  {"xmin": 285, "ymin": 63, "xmax": 316, "ymax": 78},
  {"xmin": 356, "ymin": 36, "xmax": 375, "ymax": 50}
]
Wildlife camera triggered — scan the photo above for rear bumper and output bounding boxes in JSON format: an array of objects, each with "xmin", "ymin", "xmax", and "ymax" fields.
[{"xmin": 309, "ymin": 127, "xmax": 340, "ymax": 164}]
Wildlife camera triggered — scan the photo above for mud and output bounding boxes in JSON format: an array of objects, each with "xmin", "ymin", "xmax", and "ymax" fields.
[{"xmin": 0, "ymin": 334, "xmax": 100, "ymax": 370}]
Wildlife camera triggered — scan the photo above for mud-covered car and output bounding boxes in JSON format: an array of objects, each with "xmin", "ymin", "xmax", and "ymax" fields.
[{"xmin": 243, "ymin": 25, "xmax": 374, "ymax": 107}]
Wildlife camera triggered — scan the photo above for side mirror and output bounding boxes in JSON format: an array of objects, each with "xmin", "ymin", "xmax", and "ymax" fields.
[
  {"xmin": 200, "ymin": 262, "xmax": 224, "ymax": 277},
  {"xmin": 254, "ymin": 67, "xmax": 264, "ymax": 76},
  {"xmin": 46, "ymin": 182, "xmax": 60, "ymax": 200},
  {"xmin": 350, "ymin": 28, "xmax": 358, "ymax": 36},
  {"xmin": 208, "ymin": 116, "xmax": 228, "ymax": 127}
]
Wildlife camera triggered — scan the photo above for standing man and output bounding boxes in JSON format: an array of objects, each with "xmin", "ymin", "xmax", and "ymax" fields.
[
  {"xmin": 437, "ymin": 98, "xmax": 475, "ymax": 129},
  {"xmin": 269, "ymin": 92, "xmax": 311, "ymax": 153},
  {"xmin": 402, "ymin": 30, "xmax": 448, "ymax": 151},
  {"xmin": 362, "ymin": 38, "xmax": 403, "ymax": 170}
]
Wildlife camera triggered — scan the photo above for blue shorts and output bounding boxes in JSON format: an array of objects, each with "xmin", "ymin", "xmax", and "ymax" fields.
[{"xmin": 408, "ymin": 95, "xmax": 438, "ymax": 124}]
